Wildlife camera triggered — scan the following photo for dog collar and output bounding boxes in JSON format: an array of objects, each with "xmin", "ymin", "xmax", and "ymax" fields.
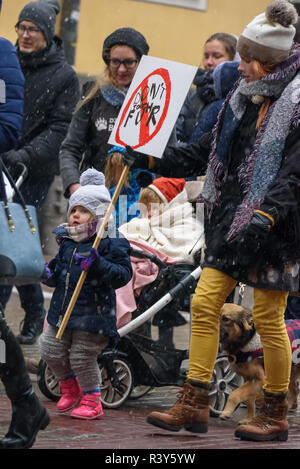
[{"xmin": 240, "ymin": 331, "xmax": 263, "ymax": 354}]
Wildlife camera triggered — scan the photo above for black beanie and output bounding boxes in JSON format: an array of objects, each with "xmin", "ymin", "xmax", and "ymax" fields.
[
  {"xmin": 102, "ymin": 27, "xmax": 149, "ymax": 63},
  {"xmin": 17, "ymin": 0, "xmax": 60, "ymax": 46}
]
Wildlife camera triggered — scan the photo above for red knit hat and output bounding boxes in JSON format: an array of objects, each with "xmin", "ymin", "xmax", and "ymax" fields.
[{"xmin": 149, "ymin": 177, "xmax": 186, "ymax": 204}]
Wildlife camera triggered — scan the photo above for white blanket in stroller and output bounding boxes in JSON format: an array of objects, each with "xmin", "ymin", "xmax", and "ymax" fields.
[{"xmin": 119, "ymin": 188, "xmax": 204, "ymax": 264}]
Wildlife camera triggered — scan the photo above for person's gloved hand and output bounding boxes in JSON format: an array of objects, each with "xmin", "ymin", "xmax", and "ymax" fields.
[
  {"xmin": 235, "ymin": 210, "xmax": 274, "ymax": 265},
  {"xmin": 122, "ymin": 145, "xmax": 140, "ymax": 168},
  {"xmin": 74, "ymin": 248, "xmax": 100, "ymax": 272},
  {"xmin": 42, "ymin": 258, "xmax": 57, "ymax": 286},
  {"xmin": 2, "ymin": 150, "xmax": 29, "ymax": 179},
  {"xmin": 122, "ymin": 145, "xmax": 151, "ymax": 169}
]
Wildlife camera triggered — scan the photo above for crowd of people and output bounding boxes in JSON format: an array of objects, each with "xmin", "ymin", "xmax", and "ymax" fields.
[{"xmin": 0, "ymin": 0, "xmax": 300, "ymax": 449}]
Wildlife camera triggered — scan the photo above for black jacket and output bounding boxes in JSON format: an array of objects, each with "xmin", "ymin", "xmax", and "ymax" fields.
[
  {"xmin": 14, "ymin": 37, "xmax": 80, "ymax": 182},
  {"xmin": 153, "ymin": 101, "xmax": 300, "ymax": 291},
  {"xmin": 176, "ymin": 69, "xmax": 217, "ymax": 143},
  {"xmin": 59, "ymin": 81, "xmax": 125, "ymax": 197},
  {"xmin": 45, "ymin": 226, "xmax": 132, "ymax": 343}
]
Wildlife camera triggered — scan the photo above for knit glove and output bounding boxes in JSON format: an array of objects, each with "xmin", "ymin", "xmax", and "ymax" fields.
[
  {"xmin": 42, "ymin": 258, "xmax": 57, "ymax": 286},
  {"xmin": 235, "ymin": 210, "xmax": 274, "ymax": 264},
  {"xmin": 122, "ymin": 145, "xmax": 150, "ymax": 169},
  {"xmin": 2, "ymin": 150, "xmax": 30, "ymax": 179},
  {"xmin": 74, "ymin": 248, "xmax": 100, "ymax": 272}
]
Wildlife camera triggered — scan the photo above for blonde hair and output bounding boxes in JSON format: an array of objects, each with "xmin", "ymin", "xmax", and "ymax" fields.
[
  {"xmin": 105, "ymin": 152, "xmax": 129, "ymax": 189},
  {"xmin": 138, "ymin": 187, "xmax": 162, "ymax": 205},
  {"xmin": 74, "ymin": 66, "xmax": 121, "ymax": 114},
  {"xmin": 138, "ymin": 187, "xmax": 164, "ymax": 218}
]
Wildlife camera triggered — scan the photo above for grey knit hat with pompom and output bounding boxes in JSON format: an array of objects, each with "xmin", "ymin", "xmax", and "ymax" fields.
[
  {"xmin": 237, "ymin": 0, "xmax": 298, "ymax": 63},
  {"xmin": 67, "ymin": 168, "xmax": 111, "ymax": 219}
]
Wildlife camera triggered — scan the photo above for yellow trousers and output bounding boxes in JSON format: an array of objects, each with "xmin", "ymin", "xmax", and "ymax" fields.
[{"xmin": 188, "ymin": 267, "xmax": 291, "ymax": 394}]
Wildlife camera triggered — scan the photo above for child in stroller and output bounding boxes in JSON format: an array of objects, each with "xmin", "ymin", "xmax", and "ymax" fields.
[{"xmin": 116, "ymin": 176, "xmax": 205, "ymax": 347}]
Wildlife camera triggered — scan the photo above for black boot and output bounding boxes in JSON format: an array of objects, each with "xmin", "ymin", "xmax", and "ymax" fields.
[
  {"xmin": 157, "ymin": 326, "xmax": 175, "ymax": 349},
  {"xmin": 0, "ymin": 313, "xmax": 50, "ymax": 449},
  {"xmin": 16, "ymin": 314, "xmax": 44, "ymax": 345}
]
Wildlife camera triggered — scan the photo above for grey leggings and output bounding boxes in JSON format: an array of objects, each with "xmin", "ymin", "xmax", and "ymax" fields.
[{"xmin": 39, "ymin": 325, "xmax": 108, "ymax": 393}]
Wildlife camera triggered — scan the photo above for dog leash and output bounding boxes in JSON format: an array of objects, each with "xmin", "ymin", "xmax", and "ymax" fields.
[{"xmin": 237, "ymin": 282, "xmax": 246, "ymax": 305}]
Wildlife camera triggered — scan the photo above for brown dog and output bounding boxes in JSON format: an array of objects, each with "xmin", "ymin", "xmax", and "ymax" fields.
[{"xmin": 219, "ymin": 303, "xmax": 300, "ymax": 424}]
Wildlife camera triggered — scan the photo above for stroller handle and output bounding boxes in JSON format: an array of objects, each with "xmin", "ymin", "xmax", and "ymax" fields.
[
  {"xmin": 118, "ymin": 266, "xmax": 202, "ymax": 337},
  {"xmin": 129, "ymin": 247, "xmax": 167, "ymax": 269}
]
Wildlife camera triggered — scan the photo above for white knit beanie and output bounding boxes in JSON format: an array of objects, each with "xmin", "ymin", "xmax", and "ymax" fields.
[
  {"xmin": 67, "ymin": 169, "xmax": 111, "ymax": 219},
  {"xmin": 237, "ymin": 0, "xmax": 298, "ymax": 64}
]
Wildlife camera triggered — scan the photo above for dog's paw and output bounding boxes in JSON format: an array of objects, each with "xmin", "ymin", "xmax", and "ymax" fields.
[
  {"xmin": 288, "ymin": 403, "xmax": 298, "ymax": 412},
  {"xmin": 220, "ymin": 411, "xmax": 231, "ymax": 420},
  {"xmin": 238, "ymin": 417, "xmax": 252, "ymax": 425}
]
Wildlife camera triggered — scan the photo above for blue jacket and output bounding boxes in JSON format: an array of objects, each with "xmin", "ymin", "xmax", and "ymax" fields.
[
  {"xmin": 0, "ymin": 37, "xmax": 24, "ymax": 152},
  {"xmin": 190, "ymin": 61, "xmax": 240, "ymax": 143},
  {"xmin": 45, "ymin": 227, "xmax": 132, "ymax": 344},
  {"xmin": 109, "ymin": 169, "xmax": 153, "ymax": 227}
]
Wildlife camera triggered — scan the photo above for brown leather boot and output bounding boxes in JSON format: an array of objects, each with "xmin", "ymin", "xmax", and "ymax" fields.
[
  {"xmin": 235, "ymin": 391, "xmax": 289, "ymax": 441},
  {"xmin": 146, "ymin": 380, "xmax": 210, "ymax": 433}
]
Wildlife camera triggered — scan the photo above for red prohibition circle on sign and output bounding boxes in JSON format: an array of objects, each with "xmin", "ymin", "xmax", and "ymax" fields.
[{"xmin": 115, "ymin": 68, "xmax": 171, "ymax": 149}]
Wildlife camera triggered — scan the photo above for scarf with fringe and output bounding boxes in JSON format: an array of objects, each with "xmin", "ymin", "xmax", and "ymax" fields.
[{"xmin": 200, "ymin": 47, "xmax": 300, "ymax": 242}]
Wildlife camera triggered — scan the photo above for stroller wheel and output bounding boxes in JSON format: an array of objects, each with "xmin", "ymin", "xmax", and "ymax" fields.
[
  {"xmin": 100, "ymin": 357, "xmax": 133, "ymax": 409},
  {"xmin": 37, "ymin": 359, "xmax": 60, "ymax": 402},
  {"xmin": 209, "ymin": 355, "xmax": 243, "ymax": 417},
  {"xmin": 129, "ymin": 385, "xmax": 153, "ymax": 400}
]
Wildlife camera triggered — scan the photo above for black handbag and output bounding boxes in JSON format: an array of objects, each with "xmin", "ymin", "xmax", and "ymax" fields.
[{"xmin": 0, "ymin": 160, "xmax": 45, "ymax": 285}]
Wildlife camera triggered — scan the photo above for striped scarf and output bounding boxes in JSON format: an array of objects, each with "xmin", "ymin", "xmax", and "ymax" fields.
[{"xmin": 200, "ymin": 47, "xmax": 300, "ymax": 242}]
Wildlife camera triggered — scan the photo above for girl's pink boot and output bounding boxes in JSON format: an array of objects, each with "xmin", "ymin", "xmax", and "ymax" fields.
[
  {"xmin": 57, "ymin": 376, "xmax": 82, "ymax": 412},
  {"xmin": 71, "ymin": 392, "xmax": 104, "ymax": 420}
]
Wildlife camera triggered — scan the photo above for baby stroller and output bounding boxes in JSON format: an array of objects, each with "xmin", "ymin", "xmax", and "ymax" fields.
[{"xmin": 37, "ymin": 246, "xmax": 243, "ymax": 417}]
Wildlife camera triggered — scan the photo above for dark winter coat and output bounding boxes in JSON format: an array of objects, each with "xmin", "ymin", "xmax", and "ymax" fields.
[
  {"xmin": 12, "ymin": 36, "xmax": 80, "ymax": 182},
  {"xmin": 45, "ymin": 227, "xmax": 132, "ymax": 344},
  {"xmin": 190, "ymin": 61, "xmax": 240, "ymax": 143},
  {"xmin": 59, "ymin": 81, "xmax": 125, "ymax": 197},
  {"xmin": 176, "ymin": 68, "xmax": 217, "ymax": 143},
  {"xmin": 154, "ymin": 100, "xmax": 300, "ymax": 292},
  {"xmin": 0, "ymin": 37, "xmax": 24, "ymax": 152}
]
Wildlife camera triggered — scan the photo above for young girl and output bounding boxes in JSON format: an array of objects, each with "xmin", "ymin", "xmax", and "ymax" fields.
[{"xmin": 39, "ymin": 169, "xmax": 132, "ymax": 420}]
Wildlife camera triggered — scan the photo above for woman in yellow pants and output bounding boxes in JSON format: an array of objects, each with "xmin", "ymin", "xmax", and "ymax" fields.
[
  {"xmin": 123, "ymin": 0, "xmax": 300, "ymax": 442},
  {"xmin": 189, "ymin": 268, "xmax": 290, "ymax": 397}
]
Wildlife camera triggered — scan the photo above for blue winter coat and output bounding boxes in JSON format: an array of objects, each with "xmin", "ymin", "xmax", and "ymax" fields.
[
  {"xmin": 190, "ymin": 61, "xmax": 240, "ymax": 143},
  {"xmin": 45, "ymin": 227, "xmax": 132, "ymax": 344},
  {"xmin": 0, "ymin": 37, "xmax": 24, "ymax": 152},
  {"xmin": 109, "ymin": 169, "xmax": 153, "ymax": 227}
]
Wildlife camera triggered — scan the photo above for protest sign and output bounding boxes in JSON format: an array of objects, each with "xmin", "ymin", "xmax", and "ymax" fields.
[{"xmin": 108, "ymin": 55, "xmax": 197, "ymax": 158}]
